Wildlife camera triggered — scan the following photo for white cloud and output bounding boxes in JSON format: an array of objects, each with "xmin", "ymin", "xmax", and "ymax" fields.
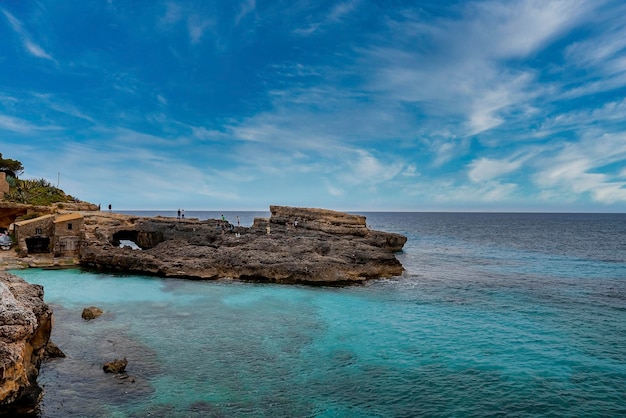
[
  {"xmin": 188, "ymin": 16, "xmax": 213, "ymax": 44},
  {"xmin": 327, "ymin": 184, "xmax": 344, "ymax": 197},
  {"xmin": 364, "ymin": 0, "xmax": 593, "ymax": 136},
  {"xmin": 2, "ymin": 9, "xmax": 53, "ymax": 60},
  {"xmin": 462, "ymin": 0, "xmax": 592, "ymax": 59},
  {"xmin": 0, "ymin": 115, "xmax": 38, "ymax": 134},
  {"xmin": 406, "ymin": 179, "xmax": 518, "ymax": 204},
  {"xmin": 160, "ymin": 2, "xmax": 183, "ymax": 25},
  {"xmin": 468, "ymin": 157, "xmax": 523, "ymax": 183},
  {"xmin": 402, "ymin": 164, "xmax": 418, "ymax": 177},
  {"xmin": 0, "ymin": 114, "xmax": 59, "ymax": 134},
  {"xmin": 159, "ymin": 3, "xmax": 214, "ymax": 45},
  {"xmin": 156, "ymin": 94, "xmax": 167, "ymax": 105},
  {"xmin": 24, "ymin": 39, "xmax": 52, "ymax": 60},
  {"xmin": 341, "ymin": 150, "xmax": 404, "ymax": 185},
  {"xmin": 191, "ymin": 126, "xmax": 229, "ymax": 141},
  {"xmin": 294, "ymin": 0, "xmax": 360, "ymax": 36},
  {"xmin": 537, "ymin": 98, "xmax": 626, "ymax": 137},
  {"xmin": 564, "ymin": 11, "xmax": 626, "ymax": 76},
  {"xmin": 534, "ymin": 132, "xmax": 626, "ymax": 204}
]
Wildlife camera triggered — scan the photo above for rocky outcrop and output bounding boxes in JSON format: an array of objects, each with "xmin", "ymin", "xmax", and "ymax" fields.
[
  {"xmin": 79, "ymin": 206, "xmax": 407, "ymax": 285},
  {"xmin": 0, "ymin": 272, "xmax": 55, "ymax": 413}
]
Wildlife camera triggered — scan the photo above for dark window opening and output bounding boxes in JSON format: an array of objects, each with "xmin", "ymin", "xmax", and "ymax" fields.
[
  {"xmin": 67, "ymin": 223, "xmax": 73, "ymax": 230},
  {"xmin": 35, "ymin": 228, "xmax": 42, "ymax": 235}
]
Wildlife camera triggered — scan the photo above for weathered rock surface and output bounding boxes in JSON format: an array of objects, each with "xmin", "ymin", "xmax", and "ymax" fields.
[
  {"xmin": 79, "ymin": 205, "xmax": 407, "ymax": 285},
  {"xmin": 0, "ymin": 272, "xmax": 55, "ymax": 413}
]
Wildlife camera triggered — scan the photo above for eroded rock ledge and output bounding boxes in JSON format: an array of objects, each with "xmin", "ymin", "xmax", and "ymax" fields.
[
  {"xmin": 79, "ymin": 205, "xmax": 407, "ymax": 285},
  {"xmin": 0, "ymin": 272, "xmax": 55, "ymax": 413}
]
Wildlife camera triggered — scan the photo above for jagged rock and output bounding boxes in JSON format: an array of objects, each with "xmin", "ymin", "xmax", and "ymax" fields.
[
  {"xmin": 0, "ymin": 272, "xmax": 55, "ymax": 413},
  {"xmin": 103, "ymin": 358, "xmax": 127, "ymax": 374},
  {"xmin": 43, "ymin": 340, "xmax": 65, "ymax": 359},
  {"xmin": 81, "ymin": 306, "xmax": 103, "ymax": 320},
  {"xmin": 79, "ymin": 206, "xmax": 407, "ymax": 285}
]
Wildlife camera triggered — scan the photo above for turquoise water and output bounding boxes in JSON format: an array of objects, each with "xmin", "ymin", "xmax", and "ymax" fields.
[{"xmin": 11, "ymin": 212, "xmax": 626, "ymax": 417}]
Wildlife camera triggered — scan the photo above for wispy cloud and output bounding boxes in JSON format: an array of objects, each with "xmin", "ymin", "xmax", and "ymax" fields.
[
  {"xmin": 468, "ymin": 158, "xmax": 524, "ymax": 183},
  {"xmin": 0, "ymin": 114, "xmax": 59, "ymax": 134},
  {"xmin": 235, "ymin": 0, "xmax": 256, "ymax": 26},
  {"xmin": 294, "ymin": 0, "xmax": 360, "ymax": 36},
  {"xmin": 2, "ymin": 9, "xmax": 53, "ymax": 60},
  {"xmin": 341, "ymin": 149, "xmax": 404, "ymax": 185},
  {"xmin": 159, "ymin": 2, "xmax": 214, "ymax": 45},
  {"xmin": 188, "ymin": 16, "xmax": 213, "ymax": 44},
  {"xmin": 363, "ymin": 1, "xmax": 594, "ymax": 137},
  {"xmin": 0, "ymin": 115, "xmax": 40, "ymax": 134},
  {"xmin": 534, "ymin": 132, "xmax": 626, "ymax": 204}
]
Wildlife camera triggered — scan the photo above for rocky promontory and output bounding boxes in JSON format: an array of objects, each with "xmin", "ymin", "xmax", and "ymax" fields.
[
  {"xmin": 79, "ymin": 206, "xmax": 407, "ymax": 285},
  {"xmin": 0, "ymin": 272, "xmax": 58, "ymax": 413}
]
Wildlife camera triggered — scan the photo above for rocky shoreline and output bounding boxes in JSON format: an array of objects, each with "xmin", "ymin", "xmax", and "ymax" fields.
[
  {"xmin": 78, "ymin": 205, "xmax": 407, "ymax": 285},
  {"xmin": 0, "ymin": 272, "xmax": 62, "ymax": 414}
]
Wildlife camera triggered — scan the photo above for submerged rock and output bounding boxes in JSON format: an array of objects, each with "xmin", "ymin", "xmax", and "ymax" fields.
[
  {"xmin": 81, "ymin": 306, "xmax": 104, "ymax": 320},
  {"xmin": 0, "ymin": 272, "xmax": 56, "ymax": 413},
  {"xmin": 103, "ymin": 358, "xmax": 127, "ymax": 374},
  {"xmin": 79, "ymin": 205, "xmax": 408, "ymax": 285}
]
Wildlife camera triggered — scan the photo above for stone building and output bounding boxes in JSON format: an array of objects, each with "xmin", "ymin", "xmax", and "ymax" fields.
[
  {"xmin": 14, "ymin": 212, "xmax": 84, "ymax": 256},
  {"xmin": 14, "ymin": 215, "xmax": 55, "ymax": 254},
  {"xmin": 53, "ymin": 212, "xmax": 83, "ymax": 255}
]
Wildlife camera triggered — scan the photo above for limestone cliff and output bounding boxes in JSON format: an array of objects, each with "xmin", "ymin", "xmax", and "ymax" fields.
[
  {"xmin": 79, "ymin": 206, "xmax": 407, "ymax": 285},
  {"xmin": 0, "ymin": 272, "xmax": 54, "ymax": 413}
]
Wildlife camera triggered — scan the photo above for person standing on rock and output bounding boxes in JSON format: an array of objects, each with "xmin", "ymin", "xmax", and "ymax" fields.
[
  {"xmin": 182, "ymin": 209, "xmax": 185, "ymax": 219},
  {"xmin": 177, "ymin": 209, "xmax": 181, "ymax": 220}
]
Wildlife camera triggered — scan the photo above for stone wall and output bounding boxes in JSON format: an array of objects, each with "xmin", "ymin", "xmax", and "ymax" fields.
[
  {"xmin": 14, "ymin": 215, "xmax": 55, "ymax": 254},
  {"xmin": 53, "ymin": 214, "xmax": 84, "ymax": 255}
]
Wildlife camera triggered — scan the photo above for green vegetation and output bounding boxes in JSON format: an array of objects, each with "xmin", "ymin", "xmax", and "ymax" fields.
[
  {"xmin": 1, "ymin": 152, "xmax": 78, "ymax": 206},
  {"xmin": 0, "ymin": 153, "xmax": 24, "ymax": 178},
  {"xmin": 4, "ymin": 177, "xmax": 76, "ymax": 205}
]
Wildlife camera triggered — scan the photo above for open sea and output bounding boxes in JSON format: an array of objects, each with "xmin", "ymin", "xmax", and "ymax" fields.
[{"xmin": 10, "ymin": 211, "xmax": 626, "ymax": 417}]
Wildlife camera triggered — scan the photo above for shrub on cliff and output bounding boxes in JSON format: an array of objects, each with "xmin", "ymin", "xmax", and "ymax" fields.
[{"xmin": 4, "ymin": 178, "xmax": 75, "ymax": 206}]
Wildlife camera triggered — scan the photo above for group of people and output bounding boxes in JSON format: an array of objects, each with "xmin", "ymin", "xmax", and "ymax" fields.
[{"xmin": 177, "ymin": 209, "xmax": 185, "ymax": 220}]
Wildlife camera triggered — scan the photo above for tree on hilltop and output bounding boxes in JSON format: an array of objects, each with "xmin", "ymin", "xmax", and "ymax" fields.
[{"xmin": 0, "ymin": 153, "xmax": 24, "ymax": 178}]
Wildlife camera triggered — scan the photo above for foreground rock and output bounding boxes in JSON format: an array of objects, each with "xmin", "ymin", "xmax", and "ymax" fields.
[
  {"xmin": 80, "ymin": 205, "xmax": 407, "ymax": 285},
  {"xmin": 0, "ymin": 272, "xmax": 57, "ymax": 413},
  {"xmin": 81, "ymin": 306, "xmax": 103, "ymax": 320}
]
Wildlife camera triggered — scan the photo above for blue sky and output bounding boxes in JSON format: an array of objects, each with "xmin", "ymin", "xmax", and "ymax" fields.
[{"xmin": 1, "ymin": 1, "xmax": 626, "ymax": 211}]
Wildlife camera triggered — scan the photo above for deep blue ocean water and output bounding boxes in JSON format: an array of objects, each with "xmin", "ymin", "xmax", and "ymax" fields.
[{"xmin": 11, "ymin": 212, "xmax": 626, "ymax": 417}]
